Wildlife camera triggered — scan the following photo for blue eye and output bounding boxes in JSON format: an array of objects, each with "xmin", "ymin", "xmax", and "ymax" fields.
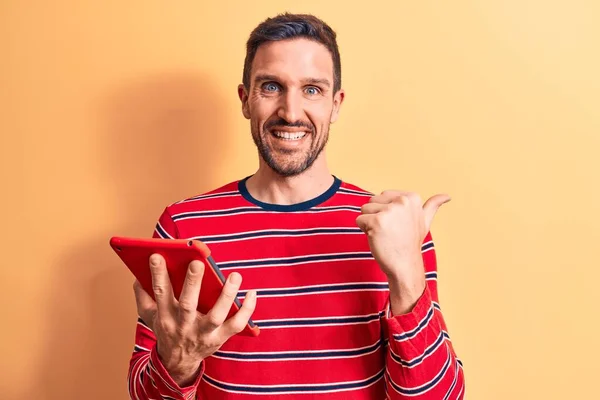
[
  {"xmin": 264, "ymin": 83, "xmax": 280, "ymax": 92},
  {"xmin": 305, "ymin": 86, "xmax": 320, "ymax": 95}
]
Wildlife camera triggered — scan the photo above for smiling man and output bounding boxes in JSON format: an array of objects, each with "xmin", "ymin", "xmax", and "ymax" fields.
[
  {"xmin": 243, "ymin": 38, "xmax": 340, "ymax": 180},
  {"xmin": 128, "ymin": 13, "xmax": 465, "ymax": 399}
]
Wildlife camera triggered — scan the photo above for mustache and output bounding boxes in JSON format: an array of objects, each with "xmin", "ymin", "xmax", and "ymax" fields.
[{"xmin": 264, "ymin": 119, "xmax": 314, "ymax": 132}]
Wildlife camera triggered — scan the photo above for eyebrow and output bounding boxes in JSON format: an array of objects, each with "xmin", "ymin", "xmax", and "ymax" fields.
[
  {"xmin": 304, "ymin": 78, "xmax": 331, "ymax": 88},
  {"xmin": 253, "ymin": 74, "xmax": 331, "ymax": 88}
]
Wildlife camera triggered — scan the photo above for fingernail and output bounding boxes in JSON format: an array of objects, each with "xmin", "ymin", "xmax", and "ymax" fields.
[
  {"xmin": 190, "ymin": 260, "xmax": 201, "ymax": 270},
  {"xmin": 229, "ymin": 273, "xmax": 241, "ymax": 285},
  {"xmin": 150, "ymin": 255, "xmax": 160, "ymax": 266}
]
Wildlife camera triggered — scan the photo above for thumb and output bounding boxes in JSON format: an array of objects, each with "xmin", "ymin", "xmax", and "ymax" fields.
[
  {"xmin": 133, "ymin": 280, "xmax": 157, "ymax": 327},
  {"xmin": 423, "ymin": 194, "xmax": 451, "ymax": 231}
]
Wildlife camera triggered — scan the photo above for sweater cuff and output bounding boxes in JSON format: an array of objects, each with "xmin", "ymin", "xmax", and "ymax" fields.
[
  {"xmin": 149, "ymin": 344, "xmax": 204, "ymax": 397},
  {"xmin": 384, "ymin": 286, "xmax": 433, "ymax": 337}
]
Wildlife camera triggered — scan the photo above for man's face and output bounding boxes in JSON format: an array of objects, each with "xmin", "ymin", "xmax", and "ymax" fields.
[{"xmin": 239, "ymin": 38, "xmax": 344, "ymax": 177}]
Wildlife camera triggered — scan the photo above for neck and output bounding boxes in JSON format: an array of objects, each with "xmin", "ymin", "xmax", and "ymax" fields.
[{"xmin": 245, "ymin": 153, "xmax": 334, "ymax": 205}]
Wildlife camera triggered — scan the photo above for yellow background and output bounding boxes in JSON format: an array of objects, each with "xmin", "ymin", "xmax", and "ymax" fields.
[{"xmin": 2, "ymin": 1, "xmax": 598, "ymax": 399}]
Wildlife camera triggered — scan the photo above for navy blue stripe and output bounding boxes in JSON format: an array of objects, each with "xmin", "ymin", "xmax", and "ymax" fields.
[
  {"xmin": 172, "ymin": 205, "xmax": 361, "ymax": 221},
  {"xmin": 139, "ymin": 367, "xmax": 145, "ymax": 385},
  {"xmin": 338, "ymin": 188, "xmax": 373, "ymax": 197},
  {"xmin": 134, "ymin": 345, "xmax": 147, "ymax": 353},
  {"xmin": 422, "ymin": 241, "xmax": 435, "ymax": 251},
  {"xmin": 392, "ymin": 305, "xmax": 434, "ymax": 341},
  {"xmin": 219, "ymin": 252, "xmax": 374, "ymax": 270},
  {"xmin": 239, "ymin": 176, "xmax": 342, "ymax": 212},
  {"xmin": 387, "ymin": 349, "xmax": 452, "ymax": 395},
  {"xmin": 390, "ymin": 331, "xmax": 446, "ymax": 367},
  {"xmin": 172, "ymin": 207, "xmax": 260, "ymax": 220},
  {"xmin": 255, "ymin": 311, "xmax": 384, "ymax": 328},
  {"xmin": 239, "ymin": 283, "xmax": 389, "ymax": 297},
  {"xmin": 425, "ymin": 271, "xmax": 438, "ymax": 279},
  {"xmin": 310, "ymin": 206, "xmax": 362, "ymax": 212},
  {"xmin": 443, "ymin": 360, "xmax": 460, "ymax": 400},
  {"xmin": 214, "ymin": 339, "xmax": 384, "ymax": 361},
  {"xmin": 184, "ymin": 191, "xmax": 239, "ymax": 202},
  {"xmin": 198, "ymin": 227, "xmax": 362, "ymax": 243},
  {"xmin": 137, "ymin": 317, "xmax": 149, "ymax": 328},
  {"xmin": 203, "ymin": 368, "xmax": 385, "ymax": 393},
  {"xmin": 155, "ymin": 223, "xmax": 170, "ymax": 239}
]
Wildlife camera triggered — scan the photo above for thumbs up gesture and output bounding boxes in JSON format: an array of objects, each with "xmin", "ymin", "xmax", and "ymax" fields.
[{"xmin": 356, "ymin": 191, "xmax": 450, "ymax": 312}]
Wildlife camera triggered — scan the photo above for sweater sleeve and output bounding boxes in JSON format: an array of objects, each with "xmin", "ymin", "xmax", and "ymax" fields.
[
  {"xmin": 382, "ymin": 233, "xmax": 465, "ymax": 399},
  {"xmin": 126, "ymin": 207, "xmax": 205, "ymax": 399}
]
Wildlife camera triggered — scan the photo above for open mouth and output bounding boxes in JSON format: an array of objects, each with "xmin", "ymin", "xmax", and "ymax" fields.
[{"xmin": 271, "ymin": 130, "xmax": 308, "ymax": 141}]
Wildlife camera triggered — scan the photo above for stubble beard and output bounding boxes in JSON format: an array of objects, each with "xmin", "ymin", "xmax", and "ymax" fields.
[{"xmin": 251, "ymin": 122, "xmax": 330, "ymax": 177}]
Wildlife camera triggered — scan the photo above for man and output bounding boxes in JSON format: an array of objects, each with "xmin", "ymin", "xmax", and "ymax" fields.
[{"xmin": 128, "ymin": 13, "xmax": 464, "ymax": 399}]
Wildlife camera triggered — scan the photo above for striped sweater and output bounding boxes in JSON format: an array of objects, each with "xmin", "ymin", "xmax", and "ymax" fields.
[{"xmin": 128, "ymin": 176, "xmax": 465, "ymax": 399}]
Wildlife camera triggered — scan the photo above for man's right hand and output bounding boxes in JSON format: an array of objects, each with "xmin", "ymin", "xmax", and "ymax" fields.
[{"xmin": 133, "ymin": 253, "xmax": 257, "ymax": 387}]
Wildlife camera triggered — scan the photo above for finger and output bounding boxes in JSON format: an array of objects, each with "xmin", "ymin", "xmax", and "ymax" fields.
[
  {"xmin": 133, "ymin": 280, "xmax": 157, "ymax": 327},
  {"xmin": 178, "ymin": 260, "xmax": 205, "ymax": 326},
  {"xmin": 220, "ymin": 290, "xmax": 258, "ymax": 338},
  {"xmin": 202, "ymin": 272, "xmax": 243, "ymax": 332},
  {"xmin": 360, "ymin": 202, "xmax": 387, "ymax": 215},
  {"xmin": 356, "ymin": 214, "xmax": 374, "ymax": 234},
  {"xmin": 369, "ymin": 190, "xmax": 413, "ymax": 204},
  {"xmin": 423, "ymin": 194, "xmax": 451, "ymax": 231},
  {"xmin": 149, "ymin": 254, "xmax": 176, "ymax": 318}
]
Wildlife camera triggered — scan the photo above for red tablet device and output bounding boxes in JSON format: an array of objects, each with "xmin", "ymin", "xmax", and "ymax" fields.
[{"xmin": 110, "ymin": 236, "xmax": 259, "ymax": 337}]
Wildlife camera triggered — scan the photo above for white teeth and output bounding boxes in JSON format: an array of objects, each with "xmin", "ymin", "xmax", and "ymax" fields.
[{"xmin": 273, "ymin": 131, "xmax": 307, "ymax": 140}]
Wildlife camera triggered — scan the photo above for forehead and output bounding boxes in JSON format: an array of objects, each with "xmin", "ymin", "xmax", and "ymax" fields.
[{"xmin": 251, "ymin": 38, "xmax": 334, "ymax": 84}]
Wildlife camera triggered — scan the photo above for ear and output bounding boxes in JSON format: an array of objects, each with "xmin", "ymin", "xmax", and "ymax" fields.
[
  {"xmin": 238, "ymin": 84, "xmax": 251, "ymax": 119},
  {"xmin": 330, "ymin": 88, "xmax": 345, "ymax": 123}
]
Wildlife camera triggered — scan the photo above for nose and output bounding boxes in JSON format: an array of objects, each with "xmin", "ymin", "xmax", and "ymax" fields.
[{"xmin": 277, "ymin": 89, "xmax": 303, "ymax": 123}]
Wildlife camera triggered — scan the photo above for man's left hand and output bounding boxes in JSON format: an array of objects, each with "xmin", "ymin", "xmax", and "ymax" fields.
[{"xmin": 356, "ymin": 190, "xmax": 450, "ymax": 313}]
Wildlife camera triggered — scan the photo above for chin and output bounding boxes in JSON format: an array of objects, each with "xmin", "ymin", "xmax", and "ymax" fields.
[
  {"xmin": 271, "ymin": 164, "xmax": 307, "ymax": 177},
  {"xmin": 267, "ymin": 157, "xmax": 312, "ymax": 177}
]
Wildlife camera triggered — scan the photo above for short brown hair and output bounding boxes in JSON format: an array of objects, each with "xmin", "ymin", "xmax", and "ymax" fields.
[{"xmin": 242, "ymin": 13, "xmax": 342, "ymax": 93}]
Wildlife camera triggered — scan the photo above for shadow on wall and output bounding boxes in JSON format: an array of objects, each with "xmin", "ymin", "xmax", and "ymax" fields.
[{"xmin": 33, "ymin": 72, "xmax": 235, "ymax": 399}]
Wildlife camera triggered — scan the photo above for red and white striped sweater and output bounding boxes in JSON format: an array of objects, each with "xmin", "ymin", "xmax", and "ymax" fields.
[{"xmin": 128, "ymin": 177, "xmax": 465, "ymax": 399}]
